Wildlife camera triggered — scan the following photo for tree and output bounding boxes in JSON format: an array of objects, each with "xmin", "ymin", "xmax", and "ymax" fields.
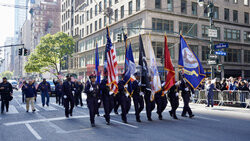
[
  {"xmin": 0, "ymin": 71, "xmax": 14, "ymax": 79},
  {"xmin": 24, "ymin": 32, "xmax": 75, "ymax": 78}
]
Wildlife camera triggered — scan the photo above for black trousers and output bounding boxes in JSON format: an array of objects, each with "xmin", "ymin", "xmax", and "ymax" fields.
[
  {"xmin": 121, "ymin": 95, "xmax": 131, "ymax": 122},
  {"xmin": 74, "ymin": 92, "xmax": 83, "ymax": 106},
  {"xmin": 144, "ymin": 94, "xmax": 155, "ymax": 119},
  {"xmin": 64, "ymin": 96, "xmax": 74, "ymax": 116},
  {"xmin": 181, "ymin": 94, "xmax": 192, "ymax": 116},
  {"xmin": 87, "ymin": 97, "xmax": 98, "ymax": 124},
  {"xmin": 114, "ymin": 94, "xmax": 121, "ymax": 113},
  {"xmin": 58, "ymin": 94, "xmax": 63, "ymax": 105},
  {"xmin": 22, "ymin": 92, "xmax": 25, "ymax": 103},
  {"xmin": 133, "ymin": 96, "xmax": 144, "ymax": 119},
  {"xmin": 103, "ymin": 95, "xmax": 114, "ymax": 122},
  {"xmin": 169, "ymin": 96, "xmax": 179, "ymax": 117},
  {"xmin": 155, "ymin": 94, "xmax": 167, "ymax": 117},
  {"xmin": 1, "ymin": 100, "xmax": 9, "ymax": 113}
]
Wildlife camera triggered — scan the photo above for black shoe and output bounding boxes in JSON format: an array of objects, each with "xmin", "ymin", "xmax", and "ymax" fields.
[
  {"xmin": 65, "ymin": 115, "xmax": 69, "ymax": 118},
  {"xmin": 189, "ymin": 115, "xmax": 195, "ymax": 118},
  {"xmin": 42, "ymin": 105, "xmax": 45, "ymax": 107},
  {"xmin": 97, "ymin": 114, "xmax": 100, "ymax": 117},
  {"xmin": 136, "ymin": 118, "xmax": 141, "ymax": 122},
  {"xmin": 26, "ymin": 111, "xmax": 29, "ymax": 113},
  {"xmin": 1, "ymin": 111, "xmax": 3, "ymax": 114},
  {"xmin": 123, "ymin": 120, "xmax": 128, "ymax": 123},
  {"xmin": 32, "ymin": 109, "xmax": 36, "ymax": 112},
  {"xmin": 106, "ymin": 121, "xmax": 110, "ymax": 125},
  {"xmin": 173, "ymin": 116, "xmax": 178, "ymax": 120},
  {"xmin": 181, "ymin": 115, "xmax": 188, "ymax": 117},
  {"xmin": 169, "ymin": 111, "xmax": 173, "ymax": 117},
  {"xmin": 70, "ymin": 113, "xmax": 73, "ymax": 116},
  {"xmin": 46, "ymin": 104, "xmax": 49, "ymax": 107},
  {"xmin": 158, "ymin": 115, "xmax": 163, "ymax": 120},
  {"xmin": 91, "ymin": 123, "xmax": 95, "ymax": 127},
  {"xmin": 114, "ymin": 111, "xmax": 118, "ymax": 115},
  {"xmin": 148, "ymin": 118, "xmax": 153, "ymax": 121},
  {"xmin": 81, "ymin": 104, "xmax": 83, "ymax": 107}
]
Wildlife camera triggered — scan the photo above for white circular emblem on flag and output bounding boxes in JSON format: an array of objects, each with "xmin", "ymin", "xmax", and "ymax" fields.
[{"xmin": 182, "ymin": 47, "xmax": 198, "ymax": 68}]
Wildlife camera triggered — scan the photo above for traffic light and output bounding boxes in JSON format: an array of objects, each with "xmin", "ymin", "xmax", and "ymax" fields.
[
  {"xmin": 117, "ymin": 33, "xmax": 122, "ymax": 42},
  {"xmin": 24, "ymin": 48, "xmax": 28, "ymax": 56},
  {"xmin": 217, "ymin": 64, "xmax": 222, "ymax": 72},
  {"xmin": 18, "ymin": 48, "xmax": 23, "ymax": 56}
]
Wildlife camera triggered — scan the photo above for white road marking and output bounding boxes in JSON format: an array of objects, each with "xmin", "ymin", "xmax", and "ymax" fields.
[
  {"xmin": 6, "ymin": 105, "xmax": 19, "ymax": 114},
  {"xmin": 21, "ymin": 104, "xmax": 40, "ymax": 112},
  {"xmin": 109, "ymin": 118, "xmax": 138, "ymax": 128},
  {"xmin": 37, "ymin": 104, "xmax": 57, "ymax": 111},
  {"xmin": 25, "ymin": 123, "xmax": 42, "ymax": 140}
]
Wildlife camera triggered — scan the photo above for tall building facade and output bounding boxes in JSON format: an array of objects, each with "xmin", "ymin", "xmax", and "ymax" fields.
[{"xmin": 61, "ymin": 0, "xmax": 250, "ymax": 81}]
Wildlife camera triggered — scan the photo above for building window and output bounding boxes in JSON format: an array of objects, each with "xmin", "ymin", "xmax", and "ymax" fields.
[
  {"xmin": 233, "ymin": 0, "xmax": 238, "ymax": 4},
  {"xmin": 115, "ymin": 9, "xmax": 118, "ymax": 22},
  {"xmin": 109, "ymin": 0, "xmax": 112, "ymax": 7},
  {"xmin": 128, "ymin": 19, "xmax": 142, "ymax": 37},
  {"xmin": 95, "ymin": 5, "xmax": 98, "ymax": 16},
  {"xmin": 233, "ymin": 10, "xmax": 238, "ymax": 22},
  {"xmin": 244, "ymin": 0, "xmax": 249, "ymax": 5},
  {"xmin": 202, "ymin": 46, "xmax": 210, "ymax": 61},
  {"xmin": 82, "ymin": 14, "xmax": 84, "ymax": 24},
  {"xmin": 214, "ymin": 7, "xmax": 219, "ymax": 19},
  {"xmin": 181, "ymin": 0, "xmax": 187, "ymax": 14},
  {"xmin": 245, "ymin": 12, "xmax": 249, "ymax": 24},
  {"xmin": 167, "ymin": 0, "xmax": 173, "ymax": 11},
  {"xmin": 109, "ymin": 16, "xmax": 112, "ymax": 24},
  {"xmin": 115, "ymin": 0, "xmax": 118, "ymax": 4},
  {"xmin": 99, "ymin": 2, "xmax": 102, "ymax": 14},
  {"xmin": 224, "ymin": 8, "xmax": 230, "ymax": 21},
  {"xmin": 179, "ymin": 22, "xmax": 197, "ymax": 37},
  {"xmin": 82, "ymin": 28, "xmax": 84, "ymax": 37},
  {"xmin": 201, "ymin": 25, "xmax": 220, "ymax": 39},
  {"xmin": 224, "ymin": 49, "xmax": 241, "ymax": 63},
  {"xmin": 129, "ymin": 1, "xmax": 132, "ymax": 15},
  {"xmin": 224, "ymin": 29, "xmax": 240, "ymax": 41},
  {"xmin": 244, "ymin": 50, "xmax": 250, "ymax": 63},
  {"xmin": 190, "ymin": 45, "xmax": 198, "ymax": 57},
  {"xmin": 104, "ymin": 16, "xmax": 107, "ymax": 26},
  {"xmin": 152, "ymin": 42, "xmax": 174, "ymax": 59},
  {"xmin": 155, "ymin": 0, "xmax": 161, "ymax": 9},
  {"xmin": 87, "ymin": 25, "xmax": 89, "ymax": 35},
  {"xmin": 204, "ymin": 4, "xmax": 208, "ymax": 17},
  {"xmin": 121, "ymin": 5, "xmax": 124, "ymax": 19},
  {"xmin": 87, "ymin": 11, "xmax": 89, "ymax": 21},
  {"xmin": 152, "ymin": 18, "xmax": 174, "ymax": 33},
  {"xmin": 136, "ymin": 0, "xmax": 140, "ymax": 11},
  {"xmin": 90, "ymin": 8, "xmax": 93, "ymax": 19},
  {"xmin": 104, "ymin": 0, "xmax": 107, "ymax": 9},
  {"xmin": 244, "ymin": 31, "xmax": 250, "ymax": 43},
  {"xmin": 90, "ymin": 23, "xmax": 93, "ymax": 33},
  {"xmin": 95, "ymin": 21, "xmax": 98, "ymax": 31},
  {"xmin": 99, "ymin": 18, "xmax": 102, "ymax": 29},
  {"xmin": 192, "ymin": 2, "xmax": 197, "ymax": 16}
]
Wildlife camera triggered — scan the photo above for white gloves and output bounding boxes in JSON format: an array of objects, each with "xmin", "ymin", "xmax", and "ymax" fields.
[
  {"xmin": 90, "ymin": 87, "xmax": 93, "ymax": 91},
  {"xmin": 63, "ymin": 95, "xmax": 67, "ymax": 99},
  {"xmin": 126, "ymin": 93, "xmax": 129, "ymax": 97},
  {"xmin": 175, "ymin": 93, "xmax": 179, "ymax": 97},
  {"xmin": 124, "ymin": 84, "xmax": 128, "ymax": 88},
  {"xmin": 175, "ymin": 81, "xmax": 180, "ymax": 86},
  {"xmin": 138, "ymin": 82, "xmax": 141, "ymax": 86},
  {"xmin": 185, "ymin": 88, "xmax": 189, "ymax": 91},
  {"xmin": 72, "ymin": 91, "xmax": 75, "ymax": 94},
  {"xmin": 140, "ymin": 92, "xmax": 144, "ymax": 96},
  {"xmin": 98, "ymin": 99, "xmax": 101, "ymax": 103}
]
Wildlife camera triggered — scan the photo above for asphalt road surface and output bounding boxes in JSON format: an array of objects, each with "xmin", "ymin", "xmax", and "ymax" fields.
[{"xmin": 0, "ymin": 90, "xmax": 250, "ymax": 141}]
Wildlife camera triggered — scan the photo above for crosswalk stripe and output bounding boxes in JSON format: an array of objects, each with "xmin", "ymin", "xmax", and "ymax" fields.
[
  {"xmin": 37, "ymin": 104, "xmax": 57, "ymax": 111},
  {"xmin": 21, "ymin": 104, "xmax": 40, "ymax": 112}
]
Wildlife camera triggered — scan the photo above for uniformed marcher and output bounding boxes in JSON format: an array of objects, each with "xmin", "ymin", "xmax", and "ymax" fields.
[
  {"xmin": 113, "ymin": 88, "xmax": 121, "ymax": 115},
  {"xmin": 154, "ymin": 82, "xmax": 168, "ymax": 120},
  {"xmin": 0, "ymin": 77, "xmax": 13, "ymax": 114},
  {"xmin": 38, "ymin": 79, "xmax": 51, "ymax": 107},
  {"xmin": 85, "ymin": 74, "xmax": 99, "ymax": 127},
  {"xmin": 23, "ymin": 80, "xmax": 37, "ymax": 112},
  {"xmin": 62, "ymin": 76, "xmax": 75, "ymax": 118},
  {"xmin": 75, "ymin": 81, "xmax": 83, "ymax": 106},
  {"xmin": 100, "ymin": 73, "xmax": 114, "ymax": 125},
  {"xmin": 21, "ymin": 81, "xmax": 27, "ymax": 103},
  {"xmin": 118, "ymin": 74, "xmax": 131, "ymax": 123},
  {"xmin": 168, "ymin": 82, "xmax": 180, "ymax": 119},
  {"xmin": 55, "ymin": 80, "xmax": 64, "ymax": 106},
  {"xmin": 132, "ymin": 73, "xmax": 144, "ymax": 122},
  {"xmin": 180, "ymin": 80, "xmax": 194, "ymax": 118}
]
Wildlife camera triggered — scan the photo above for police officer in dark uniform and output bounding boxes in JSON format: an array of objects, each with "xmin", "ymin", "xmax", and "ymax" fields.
[
  {"xmin": 38, "ymin": 79, "xmax": 51, "ymax": 107},
  {"xmin": 55, "ymin": 80, "xmax": 63, "ymax": 106},
  {"xmin": 168, "ymin": 82, "xmax": 180, "ymax": 119},
  {"xmin": 113, "ymin": 88, "xmax": 121, "ymax": 115},
  {"xmin": 62, "ymin": 76, "xmax": 75, "ymax": 118},
  {"xmin": 75, "ymin": 81, "xmax": 84, "ymax": 107},
  {"xmin": 155, "ymin": 82, "xmax": 168, "ymax": 120},
  {"xmin": 143, "ymin": 83, "xmax": 155, "ymax": 121},
  {"xmin": 118, "ymin": 74, "xmax": 131, "ymax": 123},
  {"xmin": 180, "ymin": 80, "xmax": 194, "ymax": 118},
  {"xmin": 132, "ymin": 73, "xmax": 144, "ymax": 122},
  {"xmin": 100, "ymin": 74, "xmax": 114, "ymax": 125},
  {"xmin": 0, "ymin": 77, "xmax": 13, "ymax": 114},
  {"xmin": 85, "ymin": 74, "xmax": 99, "ymax": 127}
]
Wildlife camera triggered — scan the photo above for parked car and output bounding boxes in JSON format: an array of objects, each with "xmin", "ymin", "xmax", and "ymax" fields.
[{"xmin": 8, "ymin": 80, "xmax": 18, "ymax": 90}]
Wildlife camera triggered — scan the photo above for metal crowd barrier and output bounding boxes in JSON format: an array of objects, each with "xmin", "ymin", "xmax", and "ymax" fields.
[{"xmin": 194, "ymin": 90, "xmax": 250, "ymax": 108}]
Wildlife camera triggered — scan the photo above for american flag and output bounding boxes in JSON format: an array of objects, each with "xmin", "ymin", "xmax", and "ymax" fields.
[{"xmin": 105, "ymin": 27, "xmax": 118, "ymax": 94}]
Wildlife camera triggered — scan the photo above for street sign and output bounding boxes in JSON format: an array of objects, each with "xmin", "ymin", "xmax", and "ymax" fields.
[
  {"xmin": 207, "ymin": 60, "xmax": 217, "ymax": 65},
  {"xmin": 214, "ymin": 43, "xmax": 229, "ymax": 49},
  {"xmin": 208, "ymin": 29, "xmax": 218, "ymax": 38},
  {"xmin": 215, "ymin": 51, "xmax": 227, "ymax": 56},
  {"xmin": 209, "ymin": 54, "xmax": 218, "ymax": 60}
]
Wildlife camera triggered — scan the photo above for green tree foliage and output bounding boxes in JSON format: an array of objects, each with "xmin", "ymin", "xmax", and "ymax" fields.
[
  {"xmin": 0, "ymin": 71, "xmax": 14, "ymax": 79},
  {"xmin": 24, "ymin": 32, "xmax": 75, "ymax": 77}
]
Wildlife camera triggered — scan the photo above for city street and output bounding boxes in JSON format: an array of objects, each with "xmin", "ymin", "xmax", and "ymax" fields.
[{"xmin": 0, "ymin": 90, "xmax": 250, "ymax": 141}]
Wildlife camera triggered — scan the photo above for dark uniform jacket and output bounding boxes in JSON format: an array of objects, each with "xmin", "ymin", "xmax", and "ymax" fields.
[
  {"xmin": 55, "ymin": 84, "xmax": 63, "ymax": 95},
  {"xmin": 38, "ymin": 82, "xmax": 51, "ymax": 93},
  {"xmin": 100, "ymin": 78, "xmax": 110, "ymax": 99},
  {"xmin": 75, "ymin": 83, "xmax": 83, "ymax": 94},
  {"xmin": 85, "ymin": 81, "xmax": 99, "ymax": 99},
  {"xmin": 62, "ymin": 81, "xmax": 74, "ymax": 98},
  {"xmin": 118, "ymin": 80, "xmax": 126, "ymax": 97},
  {"xmin": 22, "ymin": 84, "xmax": 37, "ymax": 98},
  {"xmin": 0, "ymin": 82, "xmax": 13, "ymax": 100},
  {"xmin": 132, "ymin": 80, "xmax": 141, "ymax": 99},
  {"xmin": 179, "ymin": 81, "xmax": 194, "ymax": 97}
]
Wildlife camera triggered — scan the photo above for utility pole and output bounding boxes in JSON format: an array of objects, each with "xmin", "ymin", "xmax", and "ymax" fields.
[{"xmin": 208, "ymin": 1, "xmax": 214, "ymax": 79}]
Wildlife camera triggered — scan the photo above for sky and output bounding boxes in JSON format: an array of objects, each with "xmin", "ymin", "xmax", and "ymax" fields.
[{"xmin": 0, "ymin": 0, "xmax": 15, "ymax": 46}]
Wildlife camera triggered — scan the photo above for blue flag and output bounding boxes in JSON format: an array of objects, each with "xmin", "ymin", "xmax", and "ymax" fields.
[
  {"xmin": 124, "ymin": 42, "xmax": 136, "ymax": 95},
  {"xmin": 95, "ymin": 42, "xmax": 100, "ymax": 84},
  {"xmin": 178, "ymin": 35, "xmax": 205, "ymax": 89}
]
